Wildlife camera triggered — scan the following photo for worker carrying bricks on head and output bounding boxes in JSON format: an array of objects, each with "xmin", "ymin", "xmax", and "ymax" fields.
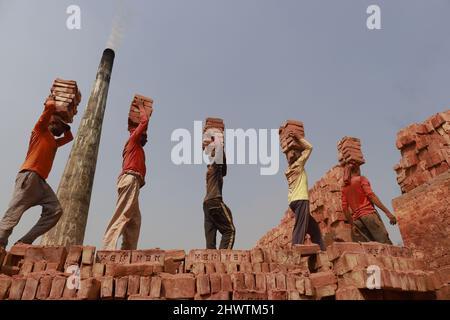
[
  {"xmin": 102, "ymin": 96, "xmax": 152, "ymax": 250},
  {"xmin": 281, "ymin": 120, "xmax": 325, "ymax": 250},
  {"xmin": 0, "ymin": 95, "xmax": 73, "ymax": 249},
  {"xmin": 202, "ymin": 118, "xmax": 236, "ymax": 250},
  {"xmin": 341, "ymin": 163, "xmax": 397, "ymax": 244}
]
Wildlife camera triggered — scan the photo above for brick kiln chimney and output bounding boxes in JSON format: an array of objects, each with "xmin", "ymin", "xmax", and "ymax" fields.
[{"xmin": 41, "ymin": 49, "xmax": 115, "ymax": 246}]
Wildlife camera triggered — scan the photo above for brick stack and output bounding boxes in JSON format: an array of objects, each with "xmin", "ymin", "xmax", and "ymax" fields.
[
  {"xmin": 203, "ymin": 118, "xmax": 225, "ymax": 148},
  {"xmin": 279, "ymin": 120, "xmax": 305, "ymax": 153},
  {"xmin": 394, "ymin": 110, "xmax": 450, "ymax": 194},
  {"xmin": 257, "ymin": 166, "xmax": 350, "ymax": 248},
  {"xmin": 337, "ymin": 136, "xmax": 365, "ymax": 166},
  {"xmin": 128, "ymin": 94, "xmax": 153, "ymax": 132},
  {"xmin": 0, "ymin": 243, "xmax": 447, "ymax": 300},
  {"xmin": 50, "ymin": 78, "xmax": 81, "ymax": 124}
]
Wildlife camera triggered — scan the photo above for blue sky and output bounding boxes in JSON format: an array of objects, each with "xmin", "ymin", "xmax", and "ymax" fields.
[{"xmin": 0, "ymin": 0, "xmax": 449, "ymax": 249}]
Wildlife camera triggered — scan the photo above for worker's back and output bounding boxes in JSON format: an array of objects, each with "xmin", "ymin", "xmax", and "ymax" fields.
[{"xmin": 342, "ymin": 175, "xmax": 376, "ymax": 220}]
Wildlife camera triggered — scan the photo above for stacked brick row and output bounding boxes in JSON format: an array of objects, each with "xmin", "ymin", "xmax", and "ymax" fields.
[
  {"xmin": 50, "ymin": 78, "xmax": 81, "ymax": 124},
  {"xmin": 337, "ymin": 136, "xmax": 365, "ymax": 166},
  {"xmin": 203, "ymin": 118, "xmax": 225, "ymax": 149},
  {"xmin": 257, "ymin": 166, "xmax": 351, "ymax": 248},
  {"xmin": 128, "ymin": 94, "xmax": 153, "ymax": 132},
  {"xmin": 394, "ymin": 110, "xmax": 450, "ymax": 193},
  {"xmin": 279, "ymin": 120, "xmax": 305, "ymax": 153},
  {"xmin": 1, "ymin": 243, "xmax": 447, "ymax": 300}
]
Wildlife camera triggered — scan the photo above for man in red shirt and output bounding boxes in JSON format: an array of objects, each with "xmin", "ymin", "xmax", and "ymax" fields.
[
  {"xmin": 341, "ymin": 163, "xmax": 397, "ymax": 244},
  {"xmin": 0, "ymin": 96, "xmax": 73, "ymax": 249},
  {"xmin": 102, "ymin": 104, "xmax": 149, "ymax": 250}
]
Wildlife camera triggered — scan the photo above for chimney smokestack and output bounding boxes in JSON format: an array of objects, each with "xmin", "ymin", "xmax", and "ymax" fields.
[{"xmin": 41, "ymin": 49, "xmax": 115, "ymax": 246}]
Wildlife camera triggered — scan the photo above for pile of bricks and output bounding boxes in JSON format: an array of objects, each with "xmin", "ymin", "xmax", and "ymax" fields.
[
  {"xmin": 279, "ymin": 120, "xmax": 305, "ymax": 153},
  {"xmin": 257, "ymin": 166, "xmax": 351, "ymax": 248},
  {"xmin": 203, "ymin": 118, "xmax": 225, "ymax": 148},
  {"xmin": 394, "ymin": 110, "xmax": 450, "ymax": 193},
  {"xmin": 337, "ymin": 136, "xmax": 365, "ymax": 166},
  {"xmin": 128, "ymin": 94, "xmax": 153, "ymax": 132},
  {"xmin": 1, "ymin": 243, "xmax": 447, "ymax": 300},
  {"xmin": 50, "ymin": 78, "xmax": 81, "ymax": 124}
]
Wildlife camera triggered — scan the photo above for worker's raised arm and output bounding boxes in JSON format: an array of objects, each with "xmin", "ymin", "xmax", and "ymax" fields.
[
  {"xmin": 35, "ymin": 97, "xmax": 56, "ymax": 132},
  {"xmin": 56, "ymin": 130, "xmax": 74, "ymax": 147},
  {"xmin": 294, "ymin": 136, "xmax": 313, "ymax": 167},
  {"xmin": 130, "ymin": 105, "xmax": 149, "ymax": 142}
]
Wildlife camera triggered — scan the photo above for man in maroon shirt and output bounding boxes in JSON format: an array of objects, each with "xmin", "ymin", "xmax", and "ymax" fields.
[
  {"xmin": 341, "ymin": 163, "xmax": 397, "ymax": 244},
  {"xmin": 102, "ymin": 104, "xmax": 149, "ymax": 250}
]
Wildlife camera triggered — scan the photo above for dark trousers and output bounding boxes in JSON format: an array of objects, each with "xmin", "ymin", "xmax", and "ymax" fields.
[
  {"xmin": 203, "ymin": 198, "xmax": 236, "ymax": 250},
  {"xmin": 353, "ymin": 212, "xmax": 393, "ymax": 244},
  {"xmin": 289, "ymin": 200, "xmax": 326, "ymax": 251}
]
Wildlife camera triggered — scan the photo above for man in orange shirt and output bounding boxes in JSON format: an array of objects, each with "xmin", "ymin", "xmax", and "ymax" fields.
[
  {"xmin": 0, "ymin": 96, "xmax": 73, "ymax": 249},
  {"xmin": 102, "ymin": 104, "xmax": 149, "ymax": 250},
  {"xmin": 341, "ymin": 163, "xmax": 397, "ymax": 244}
]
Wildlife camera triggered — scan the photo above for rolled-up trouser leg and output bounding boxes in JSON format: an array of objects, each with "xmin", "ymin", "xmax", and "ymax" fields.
[
  {"xmin": 359, "ymin": 213, "xmax": 393, "ymax": 244},
  {"xmin": 290, "ymin": 200, "xmax": 309, "ymax": 245},
  {"xmin": 0, "ymin": 171, "xmax": 42, "ymax": 248},
  {"xmin": 19, "ymin": 178, "xmax": 63, "ymax": 244},
  {"xmin": 102, "ymin": 174, "xmax": 141, "ymax": 250}
]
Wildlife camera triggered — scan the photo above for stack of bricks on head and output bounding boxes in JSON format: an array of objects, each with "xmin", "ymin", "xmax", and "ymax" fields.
[
  {"xmin": 50, "ymin": 78, "xmax": 81, "ymax": 125},
  {"xmin": 279, "ymin": 120, "xmax": 305, "ymax": 154},
  {"xmin": 0, "ymin": 243, "xmax": 448, "ymax": 300},
  {"xmin": 203, "ymin": 118, "xmax": 225, "ymax": 150},
  {"xmin": 128, "ymin": 94, "xmax": 153, "ymax": 132}
]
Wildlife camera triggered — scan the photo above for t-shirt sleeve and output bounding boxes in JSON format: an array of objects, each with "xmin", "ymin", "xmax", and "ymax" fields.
[{"xmin": 360, "ymin": 176, "xmax": 376, "ymax": 197}]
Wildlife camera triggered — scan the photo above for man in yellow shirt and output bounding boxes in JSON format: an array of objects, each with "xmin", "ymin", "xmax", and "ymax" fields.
[{"xmin": 285, "ymin": 132, "xmax": 325, "ymax": 250}]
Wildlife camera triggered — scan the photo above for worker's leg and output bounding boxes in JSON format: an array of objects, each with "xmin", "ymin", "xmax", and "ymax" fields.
[
  {"xmin": 305, "ymin": 203, "xmax": 326, "ymax": 250},
  {"xmin": 290, "ymin": 200, "xmax": 309, "ymax": 245},
  {"xmin": 204, "ymin": 201, "xmax": 218, "ymax": 249},
  {"xmin": 353, "ymin": 218, "xmax": 374, "ymax": 242},
  {"xmin": 360, "ymin": 213, "xmax": 393, "ymax": 244},
  {"xmin": 217, "ymin": 202, "xmax": 235, "ymax": 250},
  {"xmin": 0, "ymin": 172, "xmax": 42, "ymax": 248},
  {"xmin": 121, "ymin": 207, "xmax": 141, "ymax": 250},
  {"xmin": 18, "ymin": 178, "xmax": 63, "ymax": 244},
  {"xmin": 102, "ymin": 174, "xmax": 140, "ymax": 250}
]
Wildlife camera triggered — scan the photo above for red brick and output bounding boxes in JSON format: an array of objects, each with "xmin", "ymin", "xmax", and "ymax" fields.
[
  {"xmin": 327, "ymin": 242, "xmax": 364, "ymax": 261},
  {"xmin": 22, "ymin": 275, "xmax": 40, "ymax": 300},
  {"xmin": 0, "ymin": 247, "xmax": 6, "ymax": 267},
  {"xmin": 19, "ymin": 261, "xmax": 34, "ymax": 276},
  {"xmin": 435, "ymin": 284, "xmax": 450, "ymax": 300},
  {"xmin": 81, "ymin": 265, "xmax": 92, "ymax": 279},
  {"xmin": 100, "ymin": 276, "xmax": 114, "ymax": 299},
  {"xmin": 438, "ymin": 266, "xmax": 450, "ymax": 284},
  {"xmin": 220, "ymin": 250, "xmax": 251, "ymax": 264},
  {"xmin": 209, "ymin": 273, "xmax": 221, "ymax": 294},
  {"xmin": 105, "ymin": 263, "xmax": 153, "ymax": 277},
  {"xmin": 0, "ymin": 275, "xmax": 12, "ymax": 300},
  {"xmin": 315, "ymin": 284, "xmax": 337, "ymax": 299},
  {"xmin": 195, "ymin": 291, "xmax": 230, "ymax": 300},
  {"xmin": 214, "ymin": 262, "xmax": 226, "ymax": 273},
  {"xmin": 149, "ymin": 276, "xmax": 162, "ymax": 298},
  {"xmin": 96, "ymin": 250, "xmax": 131, "ymax": 264},
  {"xmin": 65, "ymin": 245, "xmax": 83, "ymax": 267},
  {"xmin": 114, "ymin": 277, "xmax": 128, "ymax": 299},
  {"xmin": 139, "ymin": 277, "xmax": 151, "ymax": 296},
  {"xmin": 231, "ymin": 272, "xmax": 245, "ymax": 290},
  {"xmin": 334, "ymin": 253, "xmax": 369, "ymax": 275},
  {"xmin": 33, "ymin": 260, "xmax": 47, "ymax": 272},
  {"xmin": 8, "ymin": 277, "xmax": 27, "ymax": 300},
  {"xmin": 335, "ymin": 286, "xmax": 365, "ymax": 300},
  {"xmin": 92, "ymin": 263, "xmax": 105, "ymax": 277},
  {"xmin": 221, "ymin": 274, "xmax": 233, "ymax": 292},
  {"xmin": 251, "ymin": 248, "xmax": 265, "ymax": 263},
  {"xmin": 81, "ymin": 246, "xmax": 96, "ymax": 265},
  {"xmin": 46, "ymin": 262, "xmax": 59, "ymax": 272},
  {"xmin": 232, "ymin": 290, "xmax": 268, "ymax": 300},
  {"xmin": 127, "ymin": 275, "xmax": 141, "ymax": 296},
  {"xmin": 266, "ymin": 273, "xmax": 276, "ymax": 290},
  {"xmin": 78, "ymin": 278, "xmax": 101, "ymax": 300},
  {"xmin": 131, "ymin": 249, "xmax": 165, "ymax": 266},
  {"xmin": 304, "ymin": 278, "xmax": 314, "ymax": 296},
  {"xmin": 62, "ymin": 283, "xmax": 77, "ymax": 299},
  {"xmin": 161, "ymin": 274, "xmax": 195, "ymax": 299},
  {"xmin": 309, "ymin": 271, "xmax": 337, "ymax": 288},
  {"xmin": 48, "ymin": 276, "xmax": 66, "ymax": 299},
  {"xmin": 295, "ymin": 277, "xmax": 305, "ymax": 295},
  {"xmin": 255, "ymin": 273, "xmax": 266, "ymax": 292},
  {"xmin": 192, "ymin": 263, "xmax": 205, "ymax": 274},
  {"xmin": 292, "ymin": 244, "xmax": 321, "ymax": 256},
  {"xmin": 268, "ymin": 289, "xmax": 287, "ymax": 300},
  {"xmin": 197, "ymin": 274, "xmax": 211, "ymax": 296},
  {"xmin": 36, "ymin": 276, "xmax": 53, "ymax": 300},
  {"xmin": 244, "ymin": 273, "xmax": 255, "ymax": 290},
  {"xmin": 275, "ymin": 273, "xmax": 287, "ymax": 290},
  {"xmin": 240, "ymin": 262, "xmax": 253, "ymax": 273},
  {"xmin": 186, "ymin": 250, "xmax": 220, "ymax": 269},
  {"xmin": 164, "ymin": 258, "xmax": 180, "ymax": 274}
]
